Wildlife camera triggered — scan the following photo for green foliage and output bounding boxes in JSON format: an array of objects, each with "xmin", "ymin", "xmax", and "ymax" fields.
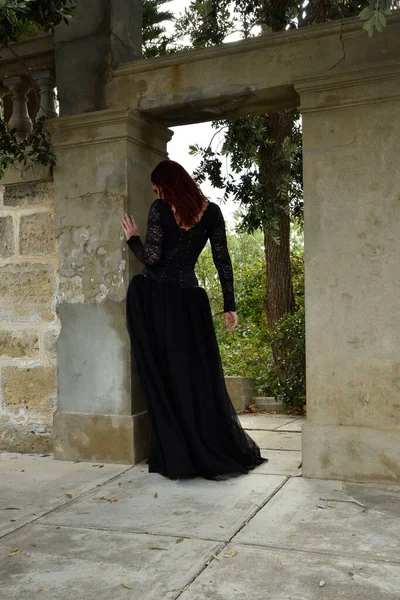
[
  {"xmin": 0, "ymin": 116, "xmax": 56, "ymax": 179},
  {"xmin": 142, "ymin": 0, "xmax": 176, "ymax": 59},
  {"xmin": 0, "ymin": 0, "xmax": 76, "ymax": 45},
  {"xmin": 196, "ymin": 225, "xmax": 273, "ymax": 393},
  {"xmin": 196, "ymin": 222, "xmax": 305, "ymax": 405},
  {"xmin": 175, "ymin": 0, "xmax": 232, "ymax": 47},
  {"xmin": 359, "ymin": 0, "xmax": 394, "ymax": 36},
  {"xmin": 265, "ymin": 307, "xmax": 306, "ymax": 408},
  {"xmin": 191, "ymin": 114, "xmax": 303, "ymax": 238}
]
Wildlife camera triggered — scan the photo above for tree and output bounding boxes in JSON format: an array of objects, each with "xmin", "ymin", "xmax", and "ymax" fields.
[
  {"xmin": 175, "ymin": 0, "xmax": 399, "ymax": 391},
  {"xmin": 142, "ymin": 0, "xmax": 175, "ymax": 58}
]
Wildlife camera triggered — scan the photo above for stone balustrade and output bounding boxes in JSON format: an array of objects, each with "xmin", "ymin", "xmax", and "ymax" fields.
[{"xmin": 0, "ymin": 34, "xmax": 57, "ymax": 139}]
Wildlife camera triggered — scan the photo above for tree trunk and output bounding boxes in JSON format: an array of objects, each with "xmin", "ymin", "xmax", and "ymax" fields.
[{"xmin": 258, "ymin": 110, "xmax": 297, "ymax": 378}]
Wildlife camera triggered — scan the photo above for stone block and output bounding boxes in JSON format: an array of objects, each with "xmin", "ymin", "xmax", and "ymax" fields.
[
  {"xmin": 1, "ymin": 366, "xmax": 56, "ymax": 414},
  {"xmin": 3, "ymin": 180, "xmax": 54, "ymax": 207},
  {"xmin": 19, "ymin": 212, "xmax": 56, "ymax": 256},
  {"xmin": 0, "ymin": 216, "xmax": 14, "ymax": 258},
  {"xmin": 0, "ymin": 422, "xmax": 52, "ymax": 453},
  {"xmin": 0, "ymin": 263, "xmax": 56, "ymax": 322},
  {"xmin": 53, "ymin": 411, "xmax": 150, "ymax": 465},
  {"xmin": 225, "ymin": 376, "xmax": 256, "ymax": 412},
  {"xmin": 302, "ymin": 424, "xmax": 400, "ymax": 483},
  {"xmin": 43, "ymin": 327, "xmax": 60, "ymax": 362},
  {"xmin": 0, "ymin": 330, "xmax": 39, "ymax": 358}
]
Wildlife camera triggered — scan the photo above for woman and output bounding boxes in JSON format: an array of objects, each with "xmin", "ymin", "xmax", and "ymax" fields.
[{"xmin": 122, "ymin": 159, "xmax": 266, "ymax": 480}]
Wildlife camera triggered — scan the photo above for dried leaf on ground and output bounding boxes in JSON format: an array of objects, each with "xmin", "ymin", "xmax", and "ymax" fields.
[
  {"xmin": 65, "ymin": 493, "xmax": 73, "ymax": 498},
  {"xmin": 224, "ymin": 551, "xmax": 238, "ymax": 558},
  {"xmin": 92, "ymin": 496, "xmax": 117, "ymax": 503},
  {"xmin": 154, "ymin": 493, "xmax": 158, "ymax": 498},
  {"xmin": 9, "ymin": 548, "xmax": 21, "ymax": 556},
  {"xmin": 212, "ymin": 553, "xmax": 220, "ymax": 561},
  {"xmin": 148, "ymin": 546, "xmax": 168, "ymax": 551},
  {"xmin": 4, "ymin": 507, "xmax": 20, "ymax": 510},
  {"xmin": 121, "ymin": 584, "xmax": 132, "ymax": 589},
  {"xmin": 175, "ymin": 538, "xmax": 184, "ymax": 544},
  {"xmin": 40, "ymin": 584, "xmax": 49, "ymax": 591}
]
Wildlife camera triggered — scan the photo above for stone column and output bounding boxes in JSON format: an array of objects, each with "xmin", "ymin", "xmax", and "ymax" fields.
[
  {"xmin": 54, "ymin": 0, "xmax": 142, "ymax": 116},
  {"xmin": 297, "ymin": 63, "xmax": 400, "ymax": 482},
  {"xmin": 47, "ymin": 109, "xmax": 172, "ymax": 464}
]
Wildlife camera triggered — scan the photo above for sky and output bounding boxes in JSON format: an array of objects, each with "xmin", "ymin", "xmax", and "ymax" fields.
[{"xmin": 162, "ymin": 1, "xmax": 243, "ymax": 224}]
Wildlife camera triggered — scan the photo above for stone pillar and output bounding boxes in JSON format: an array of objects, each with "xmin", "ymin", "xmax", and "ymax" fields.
[
  {"xmin": 54, "ymin": 0, "xmax": 142, "ymax": 116},
  {"xmin": 47, "ymin": 109, "xmax": 172, "ymax": 464},
  {"xmin": 298, "ymin": 64, "xmax": 400, "ymax": 482}
]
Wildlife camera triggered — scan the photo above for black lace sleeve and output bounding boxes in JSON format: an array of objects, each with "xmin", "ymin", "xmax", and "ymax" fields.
[
  {"xmin": 126, "ymin": 199, "xmax": 163, "ymax": 266},
  {"xmin": 209, "ymin": 205, "xmax": 236, "ymax": 313}
]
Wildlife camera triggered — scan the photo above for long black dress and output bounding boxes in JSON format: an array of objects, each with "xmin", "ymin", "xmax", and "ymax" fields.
[{"xmin": 126, "ymin": 198, "xmax": 267, "ymax": 480}]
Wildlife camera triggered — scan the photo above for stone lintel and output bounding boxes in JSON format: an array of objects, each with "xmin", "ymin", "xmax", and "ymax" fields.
[
  {"xmin": 108, "ymin": 14, "xmax": 400, "ymax": 125},
  {"xmin": 302, "ymin": 424, "xmax": 400, "ymax": 483},
  {"xmin": 53, "ymin": 411, "xmax": 150, "ymax": 465}
]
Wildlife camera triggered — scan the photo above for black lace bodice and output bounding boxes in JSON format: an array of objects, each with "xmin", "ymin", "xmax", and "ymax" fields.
[{"xmin": 126, "ymin": 198, "xmax": 236, "ymax": 312}]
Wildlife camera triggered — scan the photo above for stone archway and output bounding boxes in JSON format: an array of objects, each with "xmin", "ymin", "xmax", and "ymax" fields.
[{"xmin": 11, "ymin": 6, "xmax": 400, "ymax": 481}]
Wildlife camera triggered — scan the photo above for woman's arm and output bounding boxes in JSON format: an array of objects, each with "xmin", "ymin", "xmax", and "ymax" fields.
[
  {"xmin": 125, "ymin": 199, "xmax": 164, "ymax": 267},
  {"xmin": 209, "ymin": 205, "xmax": 236, "ymax": 313}
]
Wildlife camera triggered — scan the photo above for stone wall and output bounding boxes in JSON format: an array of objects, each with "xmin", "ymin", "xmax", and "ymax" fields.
[{"xmin": 0, "ymin": 168, "xmax": 59, "ymax": 452}]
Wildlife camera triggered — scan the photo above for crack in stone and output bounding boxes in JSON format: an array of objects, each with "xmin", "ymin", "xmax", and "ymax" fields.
[{"xmin": 328, "ymin": 23, "xmax": 345, "ymax": 71}]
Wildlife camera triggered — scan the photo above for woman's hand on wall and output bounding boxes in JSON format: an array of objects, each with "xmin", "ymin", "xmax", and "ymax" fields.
[{"xmin": 122, "ymin": 213, "xmax": 140, "ymax": 240}]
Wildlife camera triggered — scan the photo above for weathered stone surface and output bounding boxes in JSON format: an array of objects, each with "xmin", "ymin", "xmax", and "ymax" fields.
[
  {"xmin": 0, "ymin": 330, "xmax": 39, "ymax": 358},
  {"xmin": 43, "ymin": 327, "xmax": 59, "ymax": 362},
  {"xmin": 0, "ymin": 453, "xmax": 129, "ymax": 538},
  {"xmin": 0, "ymin": 423, "xmax": 52, "ymax": 454},
  {"xmin": 54, "ymin": 0, "xmax": 142, "ymax": 116},
  {"xmin": 225, "ymin": 376, "xmax": 255, "ymax": 412},
  {"xmin": 19, "ymin": 212, "xmax": 56, "ymax": 256},
  {"xmin": 53, "ymin": 412, "xmax": 149, "ymax": 465},
  {"xmin": 302, "ymin": 424, "xmax": 400, "ymax": 483},
  {"xmin": 109, "ymin": 16, "xmax": 400, "ymax": 124},
  {"xmin": 0, "ymin": 524, "xmax": 222, "ymax": 600},
  {"xmin": 235, "ymin": 477, "xmax": 400, "ymax": 563},
  {"xmin": 248, "ymin": 430, "xmax": 301, "ymax": 451},
  {"xmin": 300, "ymin": 63, "xmax": 400, "ymax": 481},
  {"xmin": 3, "ymin": 180, "xmax": 54, "ymax": 206},
  {"xmin": 0, "ymin": 263, "xmax": 56, "ymax": 322},
  {"xmin": 0, "ymin": 215, "xmax": 14, "ymax": 258},
  {"xmin": 38, "ymin": 469, "xmax": 284, "ymax": 541},
  {"xmin": 181, "ymin": 544, "xmax": 400, "ymax": 600},
  {"xmin": 2, "ymin": 366, "xmax": 56, "ymax": 413}
]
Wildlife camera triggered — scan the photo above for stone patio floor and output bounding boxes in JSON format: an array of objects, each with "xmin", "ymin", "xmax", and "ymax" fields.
[{"xmin": 1, "ymin": 414, "xmax": 399, "ymax": 599}]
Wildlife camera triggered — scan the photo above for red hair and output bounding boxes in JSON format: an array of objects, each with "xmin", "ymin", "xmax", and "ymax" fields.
[{"xmin": 151, "ymin": 159, "xmax": 208, "ymax": 228}]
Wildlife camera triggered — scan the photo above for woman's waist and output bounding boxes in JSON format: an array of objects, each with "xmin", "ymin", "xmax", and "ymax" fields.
[{"xmin": 141, "ymin": 265, "xmax": 198, "ymax": 287}]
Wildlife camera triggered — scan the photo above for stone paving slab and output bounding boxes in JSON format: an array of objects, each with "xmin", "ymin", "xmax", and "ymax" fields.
[
  {"xmin": 257, "ymin": 450, "xmax": 302, "ymax": 476},
  {"xmin": 275, "ymin": 417, "xmax": 306, "ymax": 432},
  {"xmin": 0, "ymin": 523, "xmax": 222, "ymax": 600},
  {"xmin": 0, "ymin": 453, "xmax": 129, "ymax": 538},
  {"xmin": 235, "ymin": 477, "xmax": 400, "ymax": 563},
  {"xmin": 180, "ymin": 543, "xmax": 400, "ymax": 600},
  {"xmin": 238, "ymin": 414, "xmax": 298, "ymax": 430},
  {"xmin": 38, "ymin": 468, "xmax": 286, "ymax": 542},
  {"xmin": 247, "ymin": 430, "xmax": 301, "ymax": 451}
]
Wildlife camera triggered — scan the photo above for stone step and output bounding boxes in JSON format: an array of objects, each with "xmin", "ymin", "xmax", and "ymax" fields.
[{"xmin": 253, "ymin": 397, "xmax": 284, "ymax": 412}]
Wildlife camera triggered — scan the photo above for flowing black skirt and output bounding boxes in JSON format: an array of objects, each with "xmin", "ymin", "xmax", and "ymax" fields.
[{"xmin": 126, "ymin": 274, "xmax": 267, "ymax": 480}]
